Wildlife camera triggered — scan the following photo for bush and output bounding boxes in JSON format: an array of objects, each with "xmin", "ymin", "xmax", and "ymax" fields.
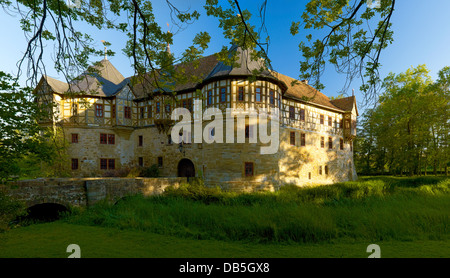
[
  {"xmin": 0, "ymin": 192, "xmax": 27, "ymax": 232},
  {"xmin": 102, "ymin": 166, "xmax": 142, "ymax": 178},
  {"xmin": 163, "ymin": 178, "xmax": 224, "ymax": 204},
  {"xmin": 139, "ymin": 164, "xmax": 160, "ymax": 178}
]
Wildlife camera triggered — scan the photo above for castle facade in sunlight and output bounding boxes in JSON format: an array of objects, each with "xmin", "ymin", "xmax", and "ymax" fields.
[{"xmin": 33, "ymin": 46, "xmax": 358, "ymax": 191}]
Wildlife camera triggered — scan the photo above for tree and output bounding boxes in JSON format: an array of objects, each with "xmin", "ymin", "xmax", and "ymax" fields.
[
  {"xmin": 1, "ymin": 0, "xmax": 396, "ymax": 105},
  {"xmin": 292, "ymin": 0, "xmax": 395, "ymax": 105},
  {"xmin": 0, "ymin": 71, "xmax": 60, "ymax": 182},
  {"xmin": 355, "ymin": 64, "xmax": 449, "ymax": 176},
  {"xmin": 428, "ymin": 66, "xmax": 450, "ymax": 175}
]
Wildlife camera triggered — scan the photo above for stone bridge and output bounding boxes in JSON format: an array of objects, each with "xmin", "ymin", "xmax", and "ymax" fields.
[{"xmin": 0, "ymin": 177, "xmax": 187, "ymax": 209}]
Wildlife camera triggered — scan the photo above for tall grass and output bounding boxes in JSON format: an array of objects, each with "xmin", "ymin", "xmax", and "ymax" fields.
[{"xmin": 64, "ymin": 176, "xmax": 450, "ymax": 244}]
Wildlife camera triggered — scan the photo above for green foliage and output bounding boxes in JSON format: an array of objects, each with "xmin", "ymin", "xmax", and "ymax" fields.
[
  {"xmin": 354, "ymin": 64, "xmax": 450, "ymax": 176},
  {"xmin": 64, "ymin": 177, "xmax": 450, "ymax": 244},
  {"xmin": 139, "ymin": 164, "xmax": 160, "ymax": 178},
  {"xmin": 0, "ymin": 192, "xmax": 27, "ymax": 232},
  {"xmin": 0, "ymin": 72, "xmax": 63, "ymax": 182},
  {"xmin": 295, "ymin": 0, "xmax": 395, "ymax": 99}
]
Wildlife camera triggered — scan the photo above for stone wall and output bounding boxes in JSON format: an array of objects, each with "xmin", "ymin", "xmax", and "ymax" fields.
[{"xmin": 1, "ymin": 177, "xmax": 187, "ymax": 207}]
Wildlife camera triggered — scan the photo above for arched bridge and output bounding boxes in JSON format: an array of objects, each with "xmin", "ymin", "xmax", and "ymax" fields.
[{"xmin": 0, "ymin": 177, "xmax": 187, "ymax": 209}]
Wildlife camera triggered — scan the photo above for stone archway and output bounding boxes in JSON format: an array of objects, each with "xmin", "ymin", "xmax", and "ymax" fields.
[
  {"xmin": 177, "ymin": 159, "xmax": 195, "ymax": 179},
  {"xmin": 26, "ymin": 203, "xmax": 69, "ymax": 222}
]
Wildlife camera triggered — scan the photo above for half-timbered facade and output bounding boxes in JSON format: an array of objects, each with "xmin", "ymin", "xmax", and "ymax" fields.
[{"xmin": 34, "ymin": 46, "xmax": 358, "ymax": 190}]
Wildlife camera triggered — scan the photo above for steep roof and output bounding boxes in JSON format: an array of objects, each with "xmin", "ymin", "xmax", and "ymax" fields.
[
  {"xmin": 130, "ymin": 54, "xmax": 219, "ymax": 99},
  {"xmin": 273, "ymin": 72, "xmax": 345, "ymax": 111},
  {"xmin": 330, "ymin": 96, "xmax": 359, "ymax": 115},
  {"xmin": 35, "ymin": 46, "xmax": 356, "ymax": 114},
  {"xmin": 43, "ymin": 75, "xmax": 69, "ymax": 94},
  {"xmin": 68, "ymin": 58, "xmax": 128, "ymax": 97},
  {"xmin": 204, "ymin": 45, "xmax": 274, "ymax": 81}
]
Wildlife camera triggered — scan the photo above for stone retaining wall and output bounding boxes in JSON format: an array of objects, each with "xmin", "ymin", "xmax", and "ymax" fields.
[{"xmin": 1, "ymin": 177, "xmax": 187, "ymax": 207}]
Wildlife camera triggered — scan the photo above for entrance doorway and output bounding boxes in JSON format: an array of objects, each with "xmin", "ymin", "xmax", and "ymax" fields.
[{"xmin": 178, "ymin": 159, "xmax": 195, "ymax": 180}]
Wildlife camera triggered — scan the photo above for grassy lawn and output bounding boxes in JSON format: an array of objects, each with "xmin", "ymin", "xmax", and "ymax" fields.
[
  {"xmin": 0, "ymin": 222, "xmax": 448, "ymax": 258},
  {"xmin": 0, "ymin": 176, "xmax": 449, "ymax": 258}
]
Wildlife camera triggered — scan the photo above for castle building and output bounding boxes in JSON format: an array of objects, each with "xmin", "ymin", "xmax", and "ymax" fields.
[{"xmin": 33, "ymin": 46, "xmax": 358, "ymax": 191}]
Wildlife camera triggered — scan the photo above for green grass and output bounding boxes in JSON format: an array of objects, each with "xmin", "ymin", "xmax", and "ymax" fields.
[
  {"xmin": 0, "ymin": 222, "xmax": 448, "ymax": 258},
  {"xmin": 63, "ymin": 176, "xmax": 450, "ymax": 244},
  {"xmin": 0, "ymin": 176, "xmax": 449, "ymax": 258}
]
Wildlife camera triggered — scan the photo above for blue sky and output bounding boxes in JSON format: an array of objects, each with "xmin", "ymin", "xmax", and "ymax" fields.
[{"xmin": 1, "ymin": 0, "xmax": 450, "ymax": 112}]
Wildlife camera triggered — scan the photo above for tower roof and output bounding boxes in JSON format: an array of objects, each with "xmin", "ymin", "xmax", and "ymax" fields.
[{"xmin": 68, "ymin": 58, "xmax": 128, "ymax": 97}]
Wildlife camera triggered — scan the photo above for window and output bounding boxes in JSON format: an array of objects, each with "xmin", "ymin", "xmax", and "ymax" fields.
[
  {"xmin": 165, "ymin": 104, "xmax": 171, "ymax": 114},
  {"xmin": 290, "ymin": 131, "xmax": 295, "ymax": 146},
  {"xmin": 300, "ymin": 109, "xmax": 305, "ymax": 121},
  {"xmin": 138, "ymin": 157, "xmax": 143, "ymax": 167},
  {"xmin": 255, "ymin": 87, "xmax": 262, "ymax": 102},
  {"xmin": 95, "ymin": 104, "xmax": 104, "ymax": 117},
  {"xmin": 100, "ymin": 133, "xmax": 115, "ymax": 144},
  {"xmin": 124, "ymin": 106, "xmax": 131, "ymax": 119},
  {"xmin": 300, "ymin": 133, "xmax": 306, "ymax": 146},
  {"xmin": 156, "ymin": 102, "xmax": 160, "ymax": 113},
  {"xmin": 138, "ymin": 135, "xmax": 143, "ymax": 146},
  {"xmin": 289, "ymin": 106, "xmax": 295, "ymax": 120},
  {"xmin": 71, "ymin": 158, "xmax": 79, "ymax": 170},
  {"xmin": 320, "ymin": 114, "xmax": 324, "ymax": 125},
  {"xmin": 187, "ymin": 99, "xmax": 193, "ymax": 112},
  {"xmin": 328, "ymin": 116, "xmax": 332, "ymax": 127},
  {"xmin": 157, "ymin": 156, "xmax": 163, "ymax": 168},
  {"xmin": 238, "ymin": 86, "xmax": 244, "ymax": 102},
  {"xmin": 148, "ymin": 105, "xmax": 152, "ymax": 118},
  {"xmin": 319, "ymin": 165, "xmax": 322, "ymax": 175},
  {"xmin": 345, "ymin": 119, "xmax": 351, "ymax": 129},
  {"xmin": 320, "ymin": 136, "xmax": 325, "ymax": 148},
  {"xmin": 269, "ymin": 90, "xmax": 275, "ymax": 106},
  {"xmin": 140, "ymin": 107, "xmax": 144, "ymax": 119},
  {"xmin": 328, "ymin": 137, "xmax": 333, "ymax": 149},
  {"xmin": 99, "ymin": 159, "xmax": 115, "ymax": 170},
  {"xmin": 325, "ymin": 165, "xmax": 329, "ymax": 175},
  {"xmin": 108, "ymin": 134, "xmax": 115, "ymax": 145},
  {"xmin": 207, "ymin": 90, "xmax": 213, "ymax": 106},
  {"xmin": 71, "ymin": 133, "xmax": 78, "ymax": 143},
  {"xmin": 100, "ymin": 159, "xmax": 108, "ymax": 170},
  {"xmin": 340, "ymin": 138, "xmax": 344, "ymax": 150},
  {"xmin": 245, "ymin": 162, "xmax": 254, "ymax": 177},
  {"xmin": 100, "ymin": 133, "xmax": 107, "ymax": 144},
  {"xmin": 108, "ymin": 159, "xmax": 115, "ymax": 170},
  {"xmin": 111, "ymin": 104, "xmax": 116, "ymax": 119},
  {"xmin": 220, "ymin": 87, "xmax": 226, "ymax": 103}
]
